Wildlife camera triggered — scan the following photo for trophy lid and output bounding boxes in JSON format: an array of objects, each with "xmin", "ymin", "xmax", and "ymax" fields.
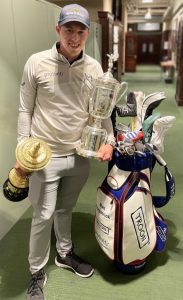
[
  {"xmin": 16, "ymin": 137, "xmax": 51, "ymax": 171},
  {"xmin": 102, "ymin": 53, "xmax": 119, "ymax": 83}
]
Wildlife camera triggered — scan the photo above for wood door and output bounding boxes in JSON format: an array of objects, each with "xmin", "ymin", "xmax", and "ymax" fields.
[
  {"xmin": 137, "ymin": 34, "xmax": 161, "ymax": 64},
  {"xmin": 125, "ymin": 32, "xmax": 137, "ymax": 72}
]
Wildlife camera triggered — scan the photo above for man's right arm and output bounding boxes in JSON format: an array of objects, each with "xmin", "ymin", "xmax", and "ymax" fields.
[
  {"xmin": 15, "ymin": 55, "xmax": 37, "ymax": 171},
  {"xmin": 17, "ymin": 55, "xmax": 37, "ymax": 143}
]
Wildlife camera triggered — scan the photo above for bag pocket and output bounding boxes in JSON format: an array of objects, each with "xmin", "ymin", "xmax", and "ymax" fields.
[
  {"xmin": 95, "ymin": 187, "xmax": 118, "ymax": 260},
  {"xmin": 154, "ymin": 208, "xmax": 167, "ymax": 252},
  {"xmin": 106, "ymin": 164, "xmax": 131, "ymax": 190}
]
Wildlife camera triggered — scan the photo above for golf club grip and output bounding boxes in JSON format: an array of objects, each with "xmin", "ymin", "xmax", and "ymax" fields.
[{"xmin": 154, "ymin": 153, "xmax": 166, "ymax": 166}]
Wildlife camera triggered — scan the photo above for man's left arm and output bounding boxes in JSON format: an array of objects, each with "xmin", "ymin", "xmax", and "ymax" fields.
[{"xmin": 97, "ymin": 118, "xmax": 116, "ymax": 161}]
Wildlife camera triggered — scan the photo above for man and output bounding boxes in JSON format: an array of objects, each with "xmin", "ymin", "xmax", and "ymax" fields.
[{"xmin": 15, "ymin": 4, "xmax": 115, "ymax": 300}]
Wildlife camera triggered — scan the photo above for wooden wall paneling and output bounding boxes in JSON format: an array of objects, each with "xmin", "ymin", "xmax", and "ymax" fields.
[
  {"xmin": 98, "ymin": 11, "xmax": 114, "ymax": 72},
  {"xmin": 175, "ymin": 19, "xmax": 183, "ymax": 106}
]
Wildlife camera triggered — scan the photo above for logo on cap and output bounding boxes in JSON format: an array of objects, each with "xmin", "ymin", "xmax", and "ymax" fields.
[{"xmin": 66, "ymin": 8, "xmax": 84, "ymax": 18}]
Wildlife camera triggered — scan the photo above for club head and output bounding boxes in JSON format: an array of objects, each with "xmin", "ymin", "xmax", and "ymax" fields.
[{"xmin": 141, "ymin": 91, "xmax": 166, "ymax": 123}]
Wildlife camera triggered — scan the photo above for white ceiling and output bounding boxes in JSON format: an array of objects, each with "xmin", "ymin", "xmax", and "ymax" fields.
[
  {"xmin": 126, "ymin": 0, "xmax": 173, "ymax": 23},
  {"xmin": 46, "ymin": 0, "xmax": 174, "ymax": 24}
]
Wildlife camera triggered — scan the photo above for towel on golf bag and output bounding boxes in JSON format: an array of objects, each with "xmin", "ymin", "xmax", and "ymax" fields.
[{"xmin": 94, "ymin": 151, "xmax": 175, "ymax": 265}]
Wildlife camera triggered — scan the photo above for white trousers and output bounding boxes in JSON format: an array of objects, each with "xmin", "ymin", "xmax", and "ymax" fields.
[{"xmin": 28, "ymin": 154, "xmax": 90, "ymax": 274}]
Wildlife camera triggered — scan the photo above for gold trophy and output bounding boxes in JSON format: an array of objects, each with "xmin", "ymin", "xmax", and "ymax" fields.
[
  {"xmin": 76, "ymin": 54, "xmax": 128, "ymax": 159},
  {"xmin": 3, "ymin": 137, "xmax": 51, "ymax": 202}
]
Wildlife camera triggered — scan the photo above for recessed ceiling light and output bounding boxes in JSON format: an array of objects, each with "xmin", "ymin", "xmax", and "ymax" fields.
[
  {"xmin": 145, "ymin": 8, "xmax": 152, "ymax": 19},
  {"xmin": 142, "ymin": 0, "xmax": 153, "ymax": 3}
]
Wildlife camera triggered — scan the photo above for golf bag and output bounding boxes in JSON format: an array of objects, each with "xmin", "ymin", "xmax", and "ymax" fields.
[{"xmin": 94, "ymin": 150, "xmax": 175, "ymax": 273}]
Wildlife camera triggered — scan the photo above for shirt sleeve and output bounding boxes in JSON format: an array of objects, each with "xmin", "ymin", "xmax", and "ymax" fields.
[
  {"xmin": 102, "ymin": 118, "xmax": 115, "ymax": 144},
  {"xmin": 17, "ymin": 55, "xmax": 37, "ymax": 143}
]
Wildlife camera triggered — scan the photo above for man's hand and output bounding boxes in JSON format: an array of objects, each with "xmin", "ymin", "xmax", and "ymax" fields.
[
  {"xmin": 97, "ymin": 144, "xmax": 114, "ymax": 161},
  {"xmin": 13, "ymin": 161, "xmax": 29, "ymax": 177}
]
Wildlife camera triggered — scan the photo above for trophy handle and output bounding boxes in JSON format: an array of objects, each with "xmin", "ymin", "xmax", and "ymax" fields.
[{"xmin": 116, "ymin": 81, "xmax": 128, "ymax": 104}]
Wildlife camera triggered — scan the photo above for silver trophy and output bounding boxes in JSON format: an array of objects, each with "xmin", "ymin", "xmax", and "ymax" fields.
[{"xmin": 76, "ymin": 54, "xmax": 128, "ymax": 159}]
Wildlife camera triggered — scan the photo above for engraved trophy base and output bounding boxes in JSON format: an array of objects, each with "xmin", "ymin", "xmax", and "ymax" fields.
[
  {"xmin": 3, "ymin": 166, "xmax": 30, "ymax": 202},
  {"xmin": 76, "ymin": 146, "xmax": 99, "ymax": 159},
  {"xmin": 3, "ymin": 177, "xmax": 29, "ymax": 202},
  {"xmin": 76, "ymin": 125, "xmax": 107, "ymax": 159}
]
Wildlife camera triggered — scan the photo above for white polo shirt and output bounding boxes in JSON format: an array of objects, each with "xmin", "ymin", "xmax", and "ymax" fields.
[{"xmin": 18, "ymin": 42, "xmax": 114, "ymax": 156}]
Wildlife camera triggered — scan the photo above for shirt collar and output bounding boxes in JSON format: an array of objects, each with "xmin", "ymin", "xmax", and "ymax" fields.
[{"xmin": 51, "ymin": 42, "xmax": 85, "ymax": 64}]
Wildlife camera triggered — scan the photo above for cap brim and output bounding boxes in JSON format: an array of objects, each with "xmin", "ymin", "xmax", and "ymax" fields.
[{"xmin": 59, "ymin": 18, "xmax": 90, "ymax": 28}]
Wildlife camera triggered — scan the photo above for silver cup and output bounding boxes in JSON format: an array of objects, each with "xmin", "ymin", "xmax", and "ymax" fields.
[{"xmin": 76, "ymin": 54, "xmax": 128, "ymax": 159}]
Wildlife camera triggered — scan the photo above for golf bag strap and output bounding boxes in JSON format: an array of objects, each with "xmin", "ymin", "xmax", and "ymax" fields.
[{"xmin": 152, "ymin": 162, "xmax": 175, "ymax": 208}]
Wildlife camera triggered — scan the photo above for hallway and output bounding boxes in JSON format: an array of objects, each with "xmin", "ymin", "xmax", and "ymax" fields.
[{"xmin": 0, "ymin": 65, "xmax": 183, "ymax": 300}]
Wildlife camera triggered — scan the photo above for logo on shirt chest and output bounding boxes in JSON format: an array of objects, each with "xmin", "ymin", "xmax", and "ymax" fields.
[{"xmin": 44, "ymin": 71, "xmax": 64, "ymax": 79}]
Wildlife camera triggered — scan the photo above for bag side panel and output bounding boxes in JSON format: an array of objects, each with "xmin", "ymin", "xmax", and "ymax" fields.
[
  {"xmin": 95, "ymin": 188, "xmax": 118, "ymax": 260},
  {"xmin": 154, "ymin": 208, "xmax": 167, "ymax": 252}
]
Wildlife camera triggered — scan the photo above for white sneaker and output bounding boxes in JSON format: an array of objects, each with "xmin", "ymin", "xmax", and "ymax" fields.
[
  {"xmin": 150, "ymin": 116, "xmax": 176, "ymax": 154},
  {"xmin": 141, "ymin": 91, "xmax": 166, "ymax": 125}
]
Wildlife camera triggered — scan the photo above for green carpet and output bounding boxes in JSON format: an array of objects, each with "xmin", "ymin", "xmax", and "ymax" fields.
[{"xmin": 0, "ymin": 65, "xmax": 183, "ymax": 300}]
